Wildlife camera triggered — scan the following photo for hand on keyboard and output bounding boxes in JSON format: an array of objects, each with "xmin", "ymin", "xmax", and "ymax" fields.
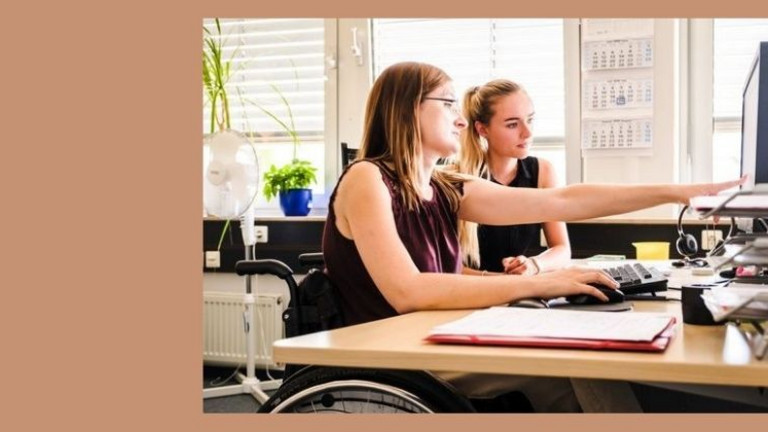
[{"xmin": 603, "ymin": 263, "xmax": 668, "ymax": 295}]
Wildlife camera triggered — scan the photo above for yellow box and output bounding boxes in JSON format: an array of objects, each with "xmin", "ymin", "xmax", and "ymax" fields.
[{"xmin": 632, "ymin": 242, "xmax": 670, "ymax": 260}]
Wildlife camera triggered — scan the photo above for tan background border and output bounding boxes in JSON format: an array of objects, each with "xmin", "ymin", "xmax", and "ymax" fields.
[{"xmin": 6, "ymin": 0, "xmax": 767, "ymax": 431}]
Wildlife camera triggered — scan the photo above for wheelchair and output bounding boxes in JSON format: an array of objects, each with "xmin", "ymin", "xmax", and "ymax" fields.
[{"xmin": 235, "ymin": 254, "xmax": 532, "ymax": 414}]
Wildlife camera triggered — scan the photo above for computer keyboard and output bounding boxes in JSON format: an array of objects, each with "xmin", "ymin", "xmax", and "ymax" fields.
[{"xmin": 604, "ymin": 263, "xmax": 668, "ymax": 295}]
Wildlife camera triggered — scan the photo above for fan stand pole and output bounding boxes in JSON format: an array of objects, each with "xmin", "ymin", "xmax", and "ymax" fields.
[{"xmin": 203, "ymin": 212, "xmax": 282, "ymax": 404}]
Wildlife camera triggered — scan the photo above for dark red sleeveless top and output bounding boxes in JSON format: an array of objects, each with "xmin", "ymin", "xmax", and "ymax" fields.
[{"xmin": 322, "ymin": 161, "xmax": 463, "ymax": 326}]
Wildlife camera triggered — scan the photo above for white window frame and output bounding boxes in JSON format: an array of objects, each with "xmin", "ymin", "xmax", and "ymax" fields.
[
  {"xmin": 686, "ymin": 19, "xmax": 715, "ymax": 184},
  {"xmin": 336, "ymin": 19, "xmax": 372, "ymax": 178},
  {"xmin": 320, "ymin": 18, "xmax": 339, "ymax": 209},
  {"xmin": 564, "ymin": 19, "xmax": 582, "ymax": 185}
]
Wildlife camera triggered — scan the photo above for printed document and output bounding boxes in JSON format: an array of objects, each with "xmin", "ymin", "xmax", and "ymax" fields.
[{"xmin": 429, "ymin": 307, "xmax": 673, "ymax": 342}]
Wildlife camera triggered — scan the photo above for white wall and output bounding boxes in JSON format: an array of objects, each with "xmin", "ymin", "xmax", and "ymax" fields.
[{"xmin": 581, "ymin": 19, "xmax": 682, "ymax": 219}]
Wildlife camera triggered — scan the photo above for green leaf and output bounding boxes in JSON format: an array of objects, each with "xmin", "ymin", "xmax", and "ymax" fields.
[{"xmin": 203, "ymin": 18, "xmax": 234, "ymax": 134}]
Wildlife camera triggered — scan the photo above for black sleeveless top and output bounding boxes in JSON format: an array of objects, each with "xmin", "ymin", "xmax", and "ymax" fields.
[
  {"xmin": 478, "ymin": 157, "xmax": 542, "ymax": 272},
  {"xmin": 323, "ymin": 161, "xmax": 463, "ymax": 326}
]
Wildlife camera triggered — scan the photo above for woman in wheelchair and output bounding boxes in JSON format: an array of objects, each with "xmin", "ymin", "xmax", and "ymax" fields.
[{"xmin": 260, "ymin": 61, "xmax": 744, "ymax": 413}]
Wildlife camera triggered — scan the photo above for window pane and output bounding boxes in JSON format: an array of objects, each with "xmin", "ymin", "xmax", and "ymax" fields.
[
  {"xmin": 712, "ymin": 19, "xmax": 768, "ymax": 181},
  {"xmin": 712, "ymin": 121, "xmax": 742, "ymax": 183},
  {"xmin": 372, "ymin": 19, "xmax": 565, "ymax": 139}
]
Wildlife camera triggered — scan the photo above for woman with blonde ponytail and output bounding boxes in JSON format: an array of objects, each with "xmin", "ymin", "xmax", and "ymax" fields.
[{"xmin": 458, "ymin": 79, "xmax": 570, "ymax": 276}]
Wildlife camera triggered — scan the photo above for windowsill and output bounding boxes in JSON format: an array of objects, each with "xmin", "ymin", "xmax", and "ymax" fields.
[{"xmin": 204, "ymin": 208, "xmax": 328, "ymax": 222}]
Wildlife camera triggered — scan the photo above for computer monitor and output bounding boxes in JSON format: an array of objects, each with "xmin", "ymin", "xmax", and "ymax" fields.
[{"xmin": 740, "ymin": 41, "xmax": 768, "ymax": 191}]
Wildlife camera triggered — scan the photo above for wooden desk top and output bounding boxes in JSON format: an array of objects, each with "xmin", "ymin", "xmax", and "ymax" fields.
[{"xmin": 273, "ymin": 300, "xmax": 768, "ymax": 386}]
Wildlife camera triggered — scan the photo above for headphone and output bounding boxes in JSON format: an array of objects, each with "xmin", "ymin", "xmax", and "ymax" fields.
[
  {"xmin": 674, "ymin": 206, "xmax": 737, "ymax": 268},
  {"xmin": 676, "ymin": 205, "xmax": 699, "ymax": 258}
]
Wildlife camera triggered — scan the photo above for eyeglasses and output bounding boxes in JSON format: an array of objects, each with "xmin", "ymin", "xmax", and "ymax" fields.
[{"xmin": 423, "ymin": 97, "xmax": 460, "ymax": 114}]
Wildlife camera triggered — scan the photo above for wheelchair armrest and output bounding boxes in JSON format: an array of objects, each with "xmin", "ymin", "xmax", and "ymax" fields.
[
  {"xmin": 298, "ymin": 252, "xmax": 325, "ymax": 267},
  {"xmin": 235, "ymin": 259, "xmax": 293, "ymax": 280}
]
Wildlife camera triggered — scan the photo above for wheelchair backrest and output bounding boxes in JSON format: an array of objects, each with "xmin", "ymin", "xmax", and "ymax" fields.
[{"xmin": 283, "ymin": 268, "xmax": 345, "ymax": 338}]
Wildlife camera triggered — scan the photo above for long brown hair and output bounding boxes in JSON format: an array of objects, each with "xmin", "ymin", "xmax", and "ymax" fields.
[
  {"xmin": 358, "ymin": 61, "xmax": 464, "ymax": 212},
  {"xmin": 457, "ymin": 79, "xmax": 526, "ymax": 268}
]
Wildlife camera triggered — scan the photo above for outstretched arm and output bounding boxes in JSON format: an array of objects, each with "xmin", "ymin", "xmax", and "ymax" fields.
[{"xmin": 459, "ymin": 175, "xmax": 745, "ymax": 226}]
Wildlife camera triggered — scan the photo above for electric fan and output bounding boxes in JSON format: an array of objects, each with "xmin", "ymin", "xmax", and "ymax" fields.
[{"xmin": 202, "ymin": 129, "xmax": 280, "ymax": 403}]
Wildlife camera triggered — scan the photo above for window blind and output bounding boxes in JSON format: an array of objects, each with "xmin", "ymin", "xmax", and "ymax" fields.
[
  {"xmin": 714, "ymin": 19, "xmax": 768, "ymax": 120},
  {"xmin": 711, "ymin": 19, "xmax": 768, "ymax": 182},
  {"xmin": 202, "ymin": 18, "xmax": 325, "ymax": 142},
  {"xmin": 371, "ymin": 19, "xmax": 565, "ymax": 139}
]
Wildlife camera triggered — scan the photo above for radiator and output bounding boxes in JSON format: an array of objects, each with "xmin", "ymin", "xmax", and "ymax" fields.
[{"xmin": 203, "ymin": 292, "xmax": 287, "ymax": 368}]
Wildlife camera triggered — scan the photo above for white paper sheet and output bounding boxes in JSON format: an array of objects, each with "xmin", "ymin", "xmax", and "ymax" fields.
[
  {"xmin": 429, "ymin": 307, "xmax": 673, "ymax": 342},
  {"xmin": 690, "ymin": 194, "xmax": 768, "ymax": 211},
  {"xmin": 701, "ymin": 285, "xmax": 768, "ymax": 321}
]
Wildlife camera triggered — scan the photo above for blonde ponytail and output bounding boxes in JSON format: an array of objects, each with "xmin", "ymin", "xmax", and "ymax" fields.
[{"xmin": 456, "ymin": 79, "xmax": 525, "ymax": 268}]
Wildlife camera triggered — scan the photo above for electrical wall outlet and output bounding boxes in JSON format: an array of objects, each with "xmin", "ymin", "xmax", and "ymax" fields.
[
  {"xmin": 254, "ymin": 225, "xmax": 268, "ymax": 243},
  {"xmin": 701, "ymin": 229, "xmax": 723, "ymax": 251},
  {"xmin": 205, "ymin": 251, "xmax": 221, "ymax": 268}
]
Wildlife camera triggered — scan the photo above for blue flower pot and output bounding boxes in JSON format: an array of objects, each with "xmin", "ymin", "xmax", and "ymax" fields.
[{"xmin": 279, "ymin": 189, "xmax": 313, "ymax": 216}]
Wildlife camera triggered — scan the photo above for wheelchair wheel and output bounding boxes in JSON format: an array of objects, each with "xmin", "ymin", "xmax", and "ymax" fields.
[{"xmin": 259, "ymin": 366, "xmax": 476, "ymax": 413}]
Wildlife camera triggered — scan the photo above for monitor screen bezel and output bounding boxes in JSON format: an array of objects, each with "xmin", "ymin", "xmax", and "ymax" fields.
[{"xmin": 740, "ymin": 41, "xmax": 768, "ymax": 190}]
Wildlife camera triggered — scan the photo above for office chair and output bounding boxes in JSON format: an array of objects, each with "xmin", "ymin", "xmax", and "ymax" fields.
[
  {"xmin": 341, "ymin": 142, "xmax": 451, "ymax": 168},
  {"xmin": 340, "ymin": 142, "xmax": 358, "ymax": 168}
]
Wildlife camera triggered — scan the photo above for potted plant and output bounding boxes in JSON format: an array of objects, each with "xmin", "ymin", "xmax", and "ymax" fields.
[
  {"xmin": 256, "ymin": 85, "xmax": 318, "ymax": 216},
  {"xmin": 263, "ymin": 159, "xmax": 318, "ymax": 216}
]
